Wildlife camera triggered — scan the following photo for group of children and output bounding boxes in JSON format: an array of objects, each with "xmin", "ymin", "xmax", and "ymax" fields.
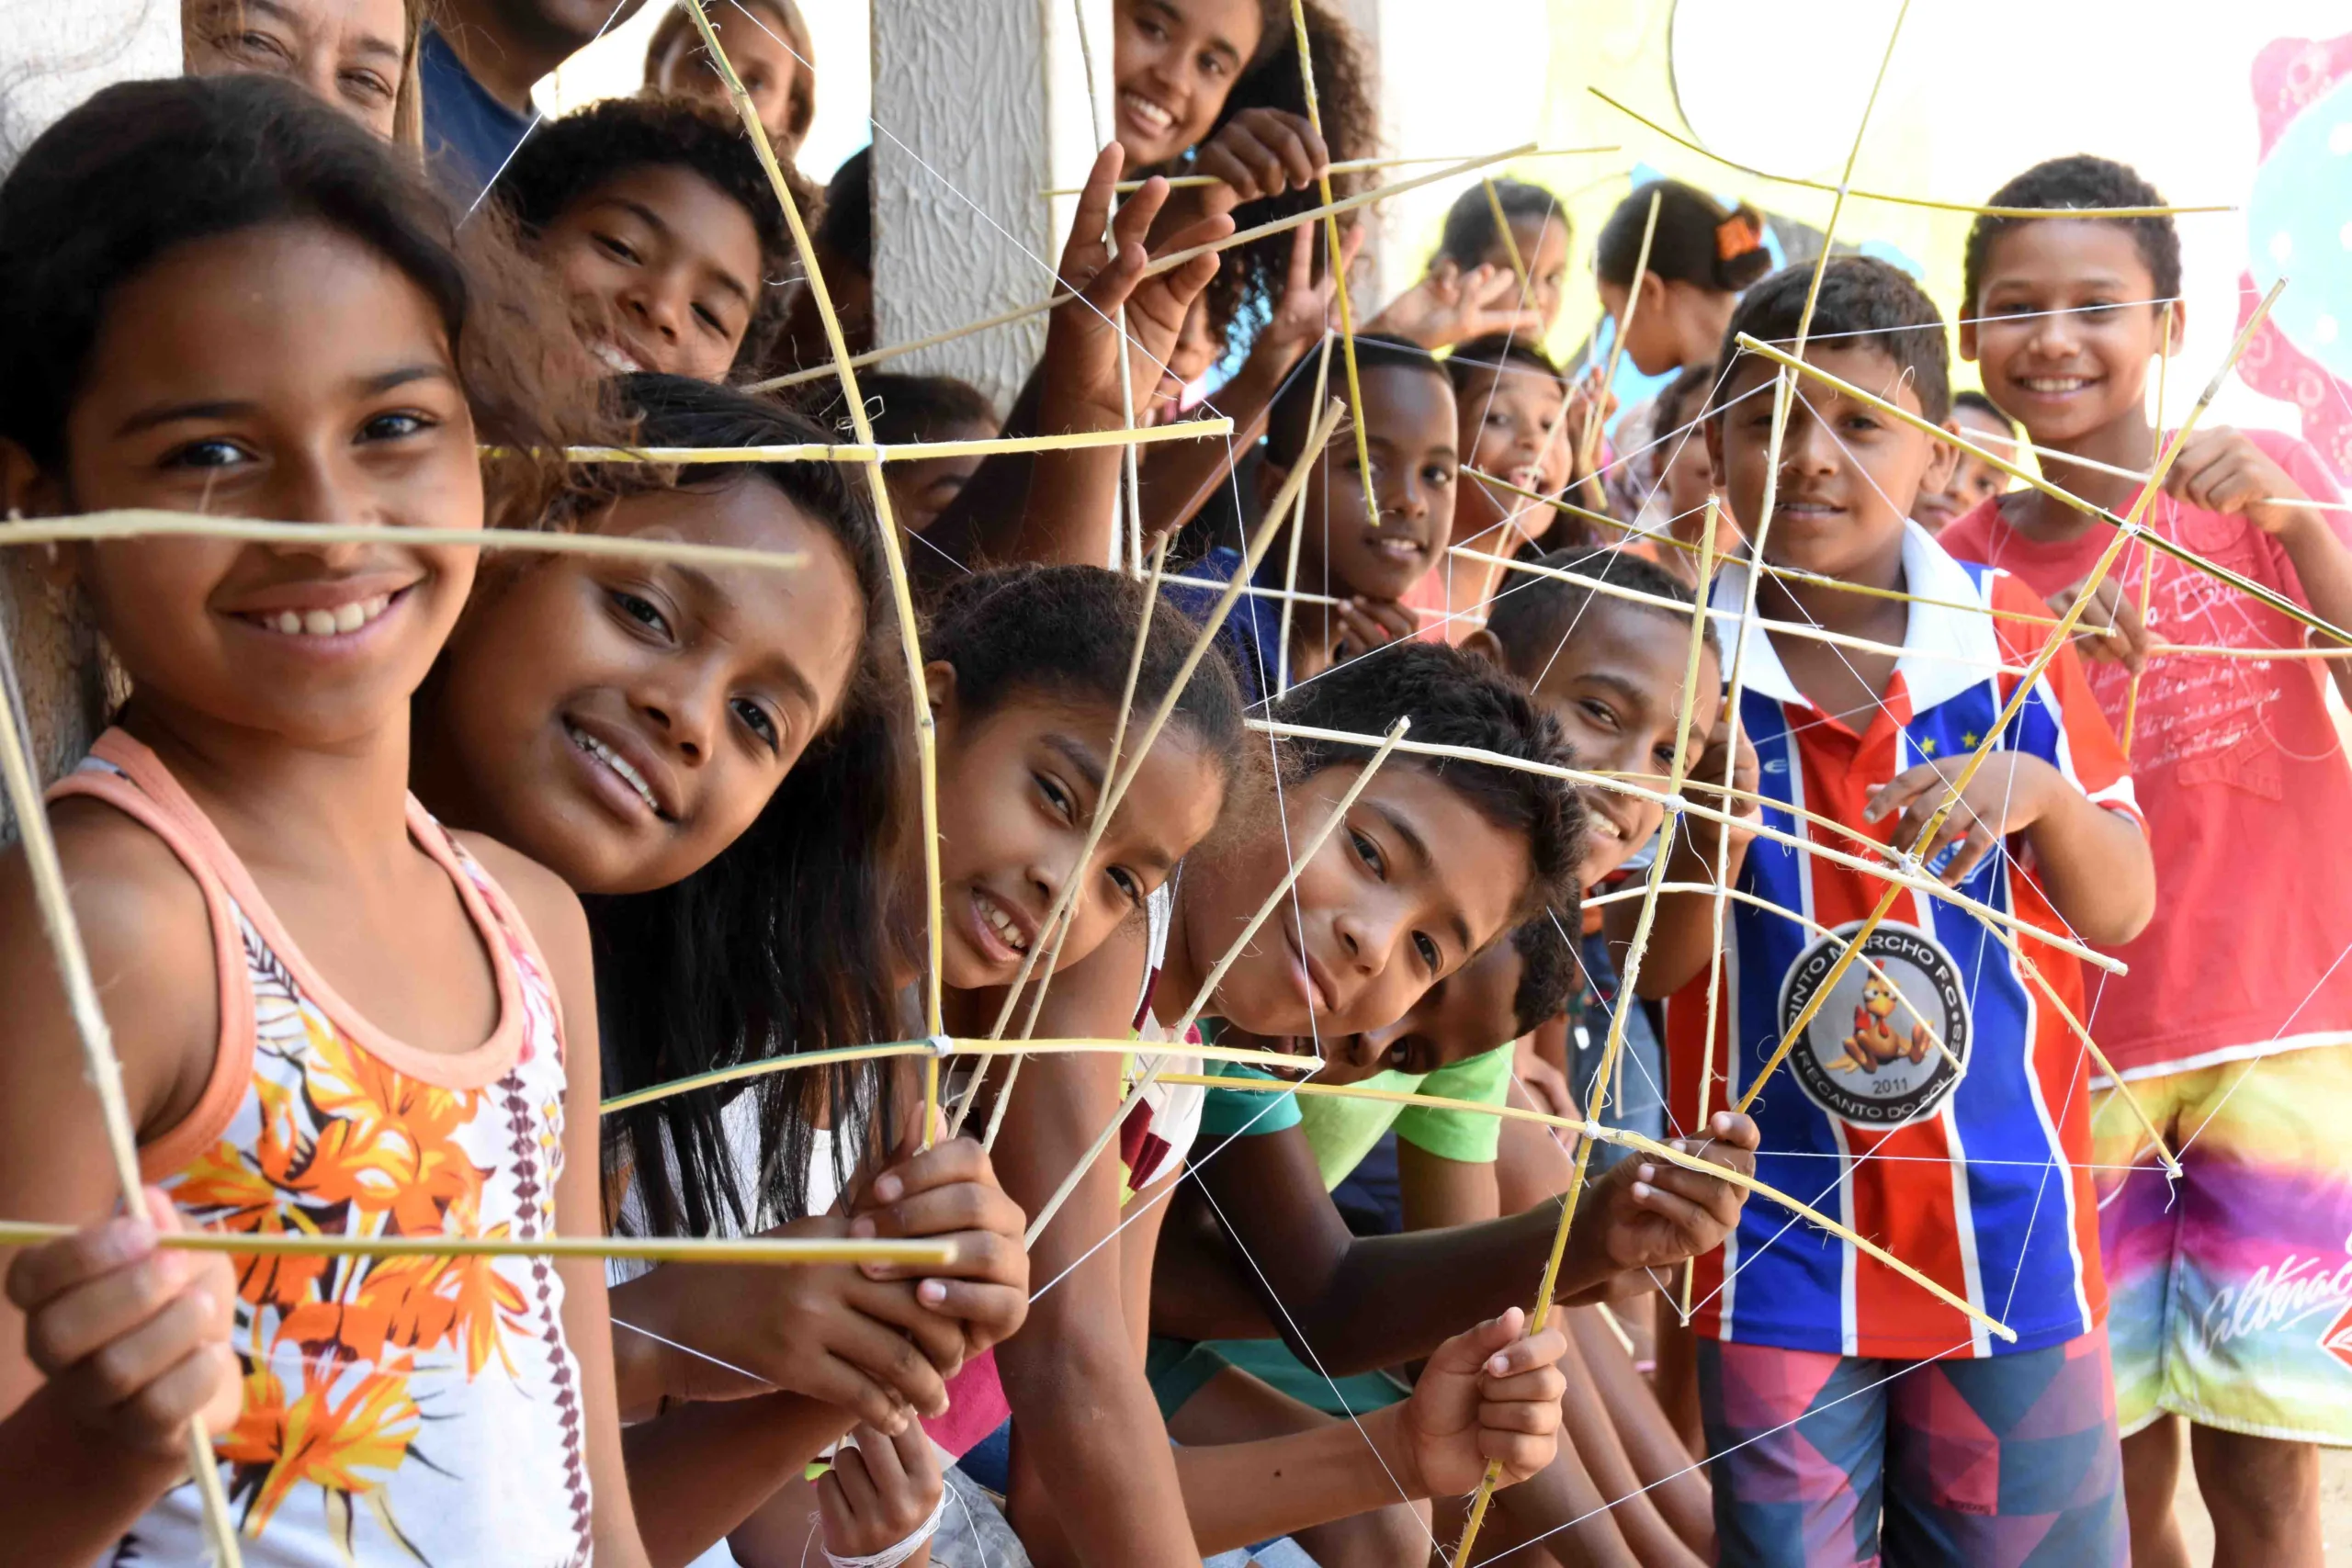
[{"xmin": 0, "ymin": 2, "xmax": 2347, "ymax": 1566}]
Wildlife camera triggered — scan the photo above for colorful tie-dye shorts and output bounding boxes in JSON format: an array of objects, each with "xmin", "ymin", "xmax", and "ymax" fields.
[{"xmin": 2091, "ymin": 1043, "xmax": 2352, "ymax": 1442}]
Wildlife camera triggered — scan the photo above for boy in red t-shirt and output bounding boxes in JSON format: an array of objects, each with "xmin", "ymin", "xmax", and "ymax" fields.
[{"xmin": 1938, "ymin": 153, "xmax": 2352, "ymax": 1565}]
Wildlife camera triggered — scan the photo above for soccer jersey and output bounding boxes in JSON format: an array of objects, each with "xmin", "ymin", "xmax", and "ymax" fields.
[{"xmin": 1667, "ymin": 522, "xmax": 2143, "ymax": 1359}]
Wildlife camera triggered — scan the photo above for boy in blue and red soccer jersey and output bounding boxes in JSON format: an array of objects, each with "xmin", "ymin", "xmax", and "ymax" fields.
[{"xmin": 1629, "ymin": 257, "xmax": 2155, "ymax": 1566}]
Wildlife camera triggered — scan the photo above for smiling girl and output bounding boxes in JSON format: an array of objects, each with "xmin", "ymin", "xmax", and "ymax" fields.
[
  {"xmin": 0, "ymin": 75, "xmax": 650, "ymax": 1563},
  {"xmin": 412, "ymin": 375, "xmax": 1034, "ymax": 1564}
]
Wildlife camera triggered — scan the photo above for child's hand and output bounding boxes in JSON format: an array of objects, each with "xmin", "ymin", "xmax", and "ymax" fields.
[
  {"xmin": 1369, "ymin": 259, "xmax": 1544, "ymax": 351},
  {"xmin": 1573, "ymin": 1111, "xmax": 1759, "ymax": 1278},
  {"xmin": 615, "ymin": 1214, "xmax": 957, "ymax": 1432},
  {"xmin": 2163, "ymin": 426, "xmax": 2320, "ymax": 537},
  {"xmin": 2051, "ymin": 576, "xmax": 2149, "ymax": 675},
  {"xmin": 1250, "ymin": 220, "xmax": 1365, "ymax": 375},
  {"xmin": 6, "ymin": 1188, "xmax": 241, "ymax": 1457},
  {"xmin": 1191, "ymin": 107, "xmax": 1329, "ymax": 214},
  {"xmin": 1044, "ymin": 143, "xmax": 1234, "ymax": 431},
  {"xmin": 1862, "ymin": 751, "xmax": 2062, "ymax": 885},
  {"xmin": 817, "ymin": 1421, "xmax": 944, "ymax": 1566},
  {"xmin": 851, "ymin": 1136, "xmax": 1030, "ymax": 1365},
  {"xmin": 1395, "ymin": 1307, "xmax": 1566, "ymax": 1496}
]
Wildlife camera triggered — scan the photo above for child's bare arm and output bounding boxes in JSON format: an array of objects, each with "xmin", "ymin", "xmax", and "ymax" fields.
[
  {"xmin": 1862, "ymin": 751, "xmax": 2153, "ymax": 944},
  {"xmin": 2167, "ymin": 427, "xmax": 2352, "ymax": 704},
  {"xmin": 989, "ymin": 930, "xmax": 1200, "ymax": 1568},
  {"xmin": 0, "ymin": 811, "xmax": 236, "ymax": 1563}
]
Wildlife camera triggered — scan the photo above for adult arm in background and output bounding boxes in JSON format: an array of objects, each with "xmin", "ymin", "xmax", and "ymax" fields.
[{"xmin": 915, "ymin": 146, "xmax": 1228, "ymax": 582}]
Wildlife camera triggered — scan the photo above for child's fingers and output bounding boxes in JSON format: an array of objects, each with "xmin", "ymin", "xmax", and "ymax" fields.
[
  {"xmin": 114, "ymin": 1338, "xmax": 243, "ymax": 1458},
  {"xmin": 52, "ymin": 1280, "xmax": 225, "ymax": 1436},
  {"xmin": 864, "ymin": 1137, "xmax": 994, "ymax": 1208},
  {"xmin": 1634, "ymin": 1159, "xmax": 1743, "ymax": 1230},
  {"xmin": 855, "ymin": 1182, "xmax": 1024, "ymax": 1258},
  {"xmin": 888, "ymin": 1413, "xmax": 944, "ymax": 1484},
  {"xmin": 1283, "ymin": 220, "xmax": 1317, "ymax": 294},
  {"xmin": 1109, "ymin": 175, "xmax": 1170, "ymax": 259},
  {"xmin": 1477, "ymin": 1376, "xmax": 1567, "ymax": 1428},
  {"xmin": 1478, "ymin": 1320, "xmax": 1564, "ymax": 1380},
  {"xmin": 1939, "ymin": 821, "xmax": 1999, "ymax": 886},
  {"xmin": 19, "ymin": 1245, "xmax": 199, "ymax": 1376},
  {"xmin": 912, "ymin": 1277, "xmax": 1027, "ymax": 1348},
  {"xmin": 4, "ymin": 1213, "xmax": 160, "ymax": 1313},
  {"xmin": 1063, "ymin": 142, "xmax": 1126, "ymax": 268},
  {"xmin": 800, "ymin": 1345, "xmax": 929, "ymax": 1434},
  {"xmin": 828, "ymin": 1444, "xmax": 880, "ymax": 1522},
  {"xmin": 852, "ymin": 1420, "xmax": 914, "ymax": 1495},
  {"xmin": 820, "ymin": 1312, "xmax": 954, "ymax": 1416},
  {"xmin": 1860, "ymin": 762, "xmax": 1939, "ymax": 824}
]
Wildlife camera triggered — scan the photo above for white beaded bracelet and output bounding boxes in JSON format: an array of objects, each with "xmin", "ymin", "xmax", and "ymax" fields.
[{"xmin": 820, "ymin": 1489, "xmax": 947, "ymax": 1568}]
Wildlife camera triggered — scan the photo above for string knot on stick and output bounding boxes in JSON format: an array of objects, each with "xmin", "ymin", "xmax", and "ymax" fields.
[{"xmin": 925, "ymin": 1032, "xmax": 956, "ymax": 1058}]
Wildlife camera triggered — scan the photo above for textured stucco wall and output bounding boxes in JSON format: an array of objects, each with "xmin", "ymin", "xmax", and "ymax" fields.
[
  {"xmin": 868, "ymin": 0, "xmax": 1109, "ymax": 412},
  {"xmin": 0, "ymin": 0, "xmax": 178, "ymax": 839}
]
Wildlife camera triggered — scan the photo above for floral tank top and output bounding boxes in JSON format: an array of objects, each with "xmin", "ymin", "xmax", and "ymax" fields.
[{"xmin": 52, "ymin": 732, "xmax": 593, "ymax": 1566}]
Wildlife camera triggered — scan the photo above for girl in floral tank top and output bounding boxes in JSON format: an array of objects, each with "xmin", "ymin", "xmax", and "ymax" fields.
[{"xmin": 0, "ymin": 77, "xmax": 648, "ymax": 1564}]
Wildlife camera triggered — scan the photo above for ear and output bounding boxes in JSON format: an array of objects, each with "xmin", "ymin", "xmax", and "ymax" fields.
[
  {"xmin": 0, "ymin": 438, "xmax": 61, "ymax": 519},
  {"xmin": 1957, "ymin": 317, "xmax": 1978, "ymax": 363},
  {"xmin": 2161, "ymin": 299, "xmax": 2187, "ymax": 356},
  {"xmin": 1460, "ymin": 626, "xmax": 1507, "ymax": 669},
  {"xmin": 922, "ymin": 659, "xmax": 956, "ymax": 722},
  {"xmin": 1256, "ymin": 457, "xmax": 1290, "ymax": 516},
  {"xmin": 1923, "ymin": 419, "xmax": 1964, "ymax": 494},
  {"xmin": 1703, "ymin": 410, "xmax": 1728, "ymax": 491}
]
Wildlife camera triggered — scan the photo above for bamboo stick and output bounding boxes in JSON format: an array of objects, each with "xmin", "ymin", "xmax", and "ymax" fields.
[
  {"xmin": 2121, "ymin": 306, "xmax": 2173, "ymax": 755},
  {"xmin": 1019, "ymin": 718, "xmax": 1411, "ymax": 1248},
  {"xmin": 1037, "ymin": 146, "xmax": 1619, "ymax": 197},
  {"xmin": 1245, "ymin": 719, "xmax": 2123, "ymax": 971},
  {"xmin": 1276, "ymin": 333, "xmax": 1340, "ymax": 695},
  {"xmin": 1289, "ymin": 0, "xmax": 1382, "ymax": 548},
  {"xmin": 605, "ymin": 1034, "xmax": 1329, "ymax": 1117},
  {"xmin": 1728, "ymin": 335, "xmax": 2352, "ymax": 649},
  {"xmin": 677, "ymin": 0, "xmax": 950, "ymax": 1140},
  {"xmin": 1577, "ymin": 189, "xmax": 1658, "ymax": 513},
  {"xmin": 0, "ymin": 1221, "xmax": 956, "ymax": 1267},
  {"xmin": 1734, "ymin": 280, "xmax": 2282, "ymax": 1117},
  {"xmin": 1140, "ymin": 1072, "xmax": 2017, "ymax": 1343},
  {"xmin": 558, "ymin": 422, "xmax": 1232, "ymax": 466},
  {"xmin": 748, "ymin": 144, "xmax": 1538, "ymax": 394},
  {"xmin": 1589, "ymin": 88, "xmax": 2229, "ymax": 220},
  {"xmin": 0, "ymin": 632, "xmax": 245, "ymax": 1563},
  {"xmin": 3, "ymin": 510, "xmax": 807, "ymax": 573}
]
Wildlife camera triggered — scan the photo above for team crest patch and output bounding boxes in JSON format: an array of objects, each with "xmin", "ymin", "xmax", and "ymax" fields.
[{"xmin": 1776, "ymin": 921, "xmax": 1971, "ymax": 1127}]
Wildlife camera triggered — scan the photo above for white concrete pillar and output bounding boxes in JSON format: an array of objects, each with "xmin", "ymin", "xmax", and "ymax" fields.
[
  {"xmin": 867, "ymin": 0, "xmax": 1112, "ymax": 412},
  {"xmin": 0, "ymin": 0, "xmax": 179, "ymax": 824}
]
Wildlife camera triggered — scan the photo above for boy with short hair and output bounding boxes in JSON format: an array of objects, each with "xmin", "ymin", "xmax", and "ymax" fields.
[
  {"xmin": 1175, "ymin": 333, "xmax": 1462, "ymax": 696},
  {"xmin": 1637, "ymin": 255, "xmax": 2155, "ymax": 1565},
  {"xmin": 1938, "ymin": 153, "xmax": 2352, "ymax": 1566}
]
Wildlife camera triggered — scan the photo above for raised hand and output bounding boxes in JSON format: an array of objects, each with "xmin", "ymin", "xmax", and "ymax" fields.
[
  {"xmin": 2164, "ymin": 426, "xmax": 2319, "ymax": 536},
  {"xmin": 1044, "ymin": 142, "xmax": 1234, "ymax": 432},
  {"xmin": 1370, "ymin": 259, "xmax": 1546, "ymax": 352}
]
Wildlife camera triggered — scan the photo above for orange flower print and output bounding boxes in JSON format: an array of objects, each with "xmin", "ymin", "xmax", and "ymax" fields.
[
  {"xmin": 236, "ymin": 1359, "xmax": 422, "ymax": 1539},
  {"xmin": 298, "ymin": 1021, "xmax": 490, "ymax": 1233}
]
